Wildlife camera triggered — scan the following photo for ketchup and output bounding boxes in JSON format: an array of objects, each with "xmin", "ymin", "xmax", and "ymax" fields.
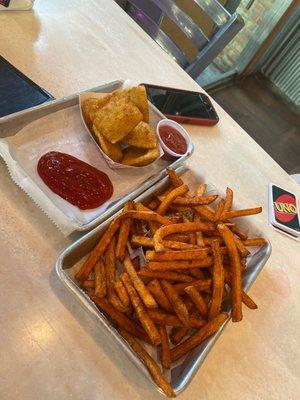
[
  {"xmin": 159, "ymin": 125, "xmax": 187, "ymax": 155},
  {"xmin": 37, "ymin": 152, "xmax": 113, "ymax": 210}
]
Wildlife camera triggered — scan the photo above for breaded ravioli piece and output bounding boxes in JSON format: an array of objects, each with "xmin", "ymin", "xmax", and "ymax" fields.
[
  {"xmin": 82, "ymin": 94, "xmax": 111, "ymax": 128},
  {"xmin": 122, "ymin": 146, "xmax": 159, "ymax": 166},
  {"xmin": 93, "ymin": 98, "xmax": 143, "ymax": 143},
  {"xmin": 93, "ymin": 125, "xmax": 123, "ymax": 163},
  {"xmin": 82, "ymin": 98, "xmax": 100, "ymax": 128},
  {"xmin": 123, "ymin": 121, "xmax": 157, "ymax": 149},
  {"xmin": 112, "ymin": 86, "xmax": 149, "ymax": 122}
]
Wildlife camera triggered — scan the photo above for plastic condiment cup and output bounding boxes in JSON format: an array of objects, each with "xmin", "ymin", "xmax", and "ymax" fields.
[{"xmin": 157, "ymin": 118, "xmax": 191, "ymax": 160}]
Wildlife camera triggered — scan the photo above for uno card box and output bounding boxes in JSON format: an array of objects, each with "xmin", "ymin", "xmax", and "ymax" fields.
[{"xmin": 269, "ymin": 183, "xmax": 300, "ymax": 241}]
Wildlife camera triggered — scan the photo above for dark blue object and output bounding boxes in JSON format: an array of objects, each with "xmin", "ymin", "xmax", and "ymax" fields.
[{"xmin": 0, "ymin": 55, "xmax": 53, "ymax": 118}]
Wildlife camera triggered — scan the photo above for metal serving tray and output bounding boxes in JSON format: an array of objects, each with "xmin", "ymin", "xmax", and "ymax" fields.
[
  {"xmin": 55, "ymin": 166, "xmax": 272, "ymax": 396},
  {"xmin": 0, "ymin": 80, "xmax": 193, "ymax": 234}
]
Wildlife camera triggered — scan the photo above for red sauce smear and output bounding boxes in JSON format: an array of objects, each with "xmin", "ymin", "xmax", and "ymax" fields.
[
  {"xmin": 159, "ymin": 125, "xmax": 187, "ymax": 155},
  {"xmin": 37, "ymin": 151, "xmax": 113, "ymax": 210}
]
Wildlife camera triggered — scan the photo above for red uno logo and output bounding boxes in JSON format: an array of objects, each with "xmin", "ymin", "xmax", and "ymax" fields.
[{"xmin": 274, "ymin": 194, "xmax": 297, "ymax": 223}]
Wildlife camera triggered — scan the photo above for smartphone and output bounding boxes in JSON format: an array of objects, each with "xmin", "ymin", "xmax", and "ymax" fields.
[{"xmin": 142, "ymin": 83, "xmax": 219, "ymax": 126}]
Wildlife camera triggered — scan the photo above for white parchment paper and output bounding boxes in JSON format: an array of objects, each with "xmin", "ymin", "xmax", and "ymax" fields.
[{"xmin": 1, "ymin": 103, "xmax": 169, "ymax": 235}]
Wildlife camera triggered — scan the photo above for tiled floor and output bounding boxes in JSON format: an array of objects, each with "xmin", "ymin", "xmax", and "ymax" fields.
[{"xmin": 209, "ymin": 74, "xmax": 300, "ymax": 174}]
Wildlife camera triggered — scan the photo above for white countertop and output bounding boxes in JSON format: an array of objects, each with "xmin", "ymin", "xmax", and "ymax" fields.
[{"xmin": 0, "ymin": 1, "xmax": 299, "ymax": 399}]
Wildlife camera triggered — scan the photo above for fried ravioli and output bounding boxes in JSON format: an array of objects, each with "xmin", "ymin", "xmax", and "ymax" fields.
[
  {"xmin": 123, "ymin": 121, "xmax": 157, "ymax": 149},
  {"xmin": 112, "ymin": 86, "xmax": 149, "ymax": 122},
  {"xmin": 93, "ymin": 98, "xmax": 143, "ymax": 144},
  {"xmin": 93, "ymin": 125, "xmax": 123, "ymax": 163},
  {"xmin": 122, "ymin": 146, "xmax": 159, "ymax": 166},
  {"xmin": 82, "ymin": 95, "xmax": 112, "ymax": 128}
]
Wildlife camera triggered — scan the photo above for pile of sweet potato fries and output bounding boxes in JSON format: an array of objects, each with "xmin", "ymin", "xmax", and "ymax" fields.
[{"xmin": 75, "ymin": 168, "xmax": 265, "ymax": 397}]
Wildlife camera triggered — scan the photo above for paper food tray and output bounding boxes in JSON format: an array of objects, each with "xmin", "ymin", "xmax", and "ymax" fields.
[
  {"xmin": 0, "ymin": 80, "xmax": 193, "ymax": 236},
  {"xmin": 79, "ymin": 91, "xmax": 164, "ymax": 169}
]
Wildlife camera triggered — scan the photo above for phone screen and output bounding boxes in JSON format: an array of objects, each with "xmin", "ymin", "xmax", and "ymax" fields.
[{"xmin": 145, "ymin": 86, "xmax": 216, "ymax": 119}]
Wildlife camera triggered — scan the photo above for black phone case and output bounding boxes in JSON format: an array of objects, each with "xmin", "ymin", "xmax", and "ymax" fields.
[{"xmin": 0, "ymin": 55, "xmax": 54, "ymax": 118}]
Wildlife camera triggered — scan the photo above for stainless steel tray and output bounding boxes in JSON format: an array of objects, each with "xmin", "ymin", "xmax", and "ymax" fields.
[
  {"xmin": 0, "ymin": 80, "xmax": 193, "ymax": 234},
  {"xmin": 55, "ymin": 167, "xmax": 272, "ymax": 396}
]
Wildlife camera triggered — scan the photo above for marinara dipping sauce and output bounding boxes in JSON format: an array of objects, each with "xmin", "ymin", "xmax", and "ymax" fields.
[
  {"xmin": 159, "ymin": 125, "xmax": 187, "ymax": 155},
  {"xmin": 37, "ymin": 151, "xmax": 113, "ymax": 210},
  {"xmin": 157, "ymin": 119, "xmax": 190, "ymax": 160}
]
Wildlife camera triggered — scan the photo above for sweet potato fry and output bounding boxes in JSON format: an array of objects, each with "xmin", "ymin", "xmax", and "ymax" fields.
[
  {"xmin": 193, "ymin": 205, "xmax": 215, "ymax": 221},
  {"xmin": 121, "ymin": 273, "xmax": 161, "ymax": 346},
  {"xmin": 167, "ymin": 167, "xmax": 183, "ymax": 187},
  {"xmin": 83, "ymin": 280, "xmax": 95, "ymax": 288},
  {"xmin": 170, "ymin": 313, "xmax": 228, "ymax": 362},
  {"xmin": 159, "ymin": 325, "xmax": 171, "ymax": 369},
  {"xmin": 192, "ymin": 213, "xmax": 205, "ymax": 246},
  {"xmin": 168, "ymin": 214, "xmax": 184, "ymax": 224},
  {"xmin": 161, "ymin": 280, "xmax": 190, "ymax": 327},
  {"xmin": 174, "ymin": 279, "xmax": 212, "ymax": 295},
  {"xmin": 94, "ymin": 259, "xmax": 107, "ymax": 298},
  {"xmin": 85, "ymin": 287, "xmax": 95, "ymax": 297},
  {"xmin": 147, "ymin": 279, "xmax": 173, "ymax": 312},
  {"xmin": 221, "ymin": 207, "xmax": 262, "ymax": 220},
  {"xmin": 147, "ymin": 309, "xmax": 205, "ymax": 328},
  {"xmin": 75, "ymin": 216, "xmax": 122, "ymax": 281},
  {"xmin": 170, "ymin": 327, "xmax": 189, "ymax": 345},
  {"xmin": 243, "ymin": 238, "xmax": 266, "ymax": 247},
  {"xmin": 92, "ymin": 296, "xmax": 150, "ymax": 343},
  {"xmin": 195, "ymin": 231, "xmax": 204, "ymax": 247},
  {"xmin": 223, "ymin": 187, "xmax": 233, "ymax": 212},
  {"xmin": 188, "ymin": 269, "xmax": 206, "ymax": 280},
  {"xmin": 109, "ymin": 288, "xmax": 130, "ymax": 313},
  {"xmin": 138, "ymin": 269, "xmax": 194, "ymax": 282},
  {"xmin": 242, "ymin": 291, "xmax": 258, "ymax": 309},
  {"xmin": 118, "ymin": 329, "xmax": 175, "ymax": 397},
  {"xmin": 162, "ymin": 240, "xmax": 199, "ymax": 251},
  {"xmin": 146, "ymin": 249, "xmax": 210, "ymax": 261},
  {"xmin": 165, "ymin": 234, "xmax": 191, "ymax": 243},
  {"xmin": 153, "ymin": 221, "xmax": 215, "ymax": 252},
  {"xmin": 230, "ymin": 225, "xmax": 248, "ymax": 240},
  {"xmin": 157, "ymin": 184, "xmax": 189, "ymax": 215},
  {"xmin": 171, "ymin": 195, "xmax": 218, "ymax": 206},
  {"xmin": 131, "ymin": 235, "xmax": 154, "ymax": 248},
  {"xmin": 136, "ymin": 203, "xmax": 159, "ymax": 235},
  {"xmin": 207, "ymin": 240, "xmax": 224, "ymax": 320},
  {"xmin": 196, "ymin": 183, "xmax": 207, "ymax": 196},
  {"xmin": 105, "ymin": 237, "xmax": 117, "ymax": 297},
  {"xmin": 224, "ymin": 268, "xmax": 257, "ymax": 309},
  {"xmin": 147, "ymin": 258, "xmax": 213, "ymax": 271},
  {"xmin": 124, "ymin": 254, "xmax": 157, "ymax": 309},
  {"xmin": 169, "ymin": 204, "xmax": 194, "ymax": 213},
  {"xmin": 132, "ymin": 219, "xmax": 143, "ymax": 236},
  {"xmin": 184, "ymin": 286, "xmax": 208, "ymax": 318},
  {"xmin": 116, "ymin": 201, "xmax": 134, "ymax": 261},
  {"xmin": 105, "ymin": 238, "xmax": 128, "ymax": 313},
  {"xmin": 214, "ymin": 199, "xmax": 225, "ymax": 222},
  {"xmin": 131, "ymin": 236, "xmax": 198, "ymax": 250},
  {"xmin": 217, "ymin": 224, "xmax": 242, "ymax": 322},
  {"xmin": 114, "ymin": 280, "xmax": 131, "ymax": 309},
  {"xmin": 122, "ymin": 210, "xmax": 172, "ymax": 226},
  {"xmin": 233, "ymin": 235, "xmax": 250, "ymax": 257},
  {"xmin": 202, "ymin": 236, "xmax": 222, "ymax": 245}
]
